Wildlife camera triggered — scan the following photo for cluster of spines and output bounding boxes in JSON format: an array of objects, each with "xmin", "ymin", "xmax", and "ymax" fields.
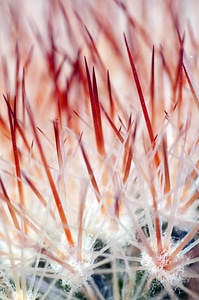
[{"xmin": 0, "ymin": 1, "xmax": 199, "ymax": 299}]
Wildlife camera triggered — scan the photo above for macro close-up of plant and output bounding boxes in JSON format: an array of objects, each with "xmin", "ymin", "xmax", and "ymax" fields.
[{"xmin": 0, "ymin": 0, "xmax": 199, "ymax": 299}]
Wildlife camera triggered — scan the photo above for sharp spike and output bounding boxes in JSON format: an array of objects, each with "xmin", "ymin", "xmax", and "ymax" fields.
[
  {"xmin": 84, "ymin": 57, "xmax": 106, "ymax": 156},
  {"xmin": 183, "ymin": 63, "xmax": 199, "ymax": 110},
  {"xmin": 124, "ymin": 35, "xmax": 160, "ymax": 168},
  {"xmin": 80, "ymin": 140, "xmax": 101, "ymax": 205},
  {"xmin": 4, "ymin": 95, "xmax": 27, "ymax": 234},
  {"xmin": 162, "ymin": 138, "xmax": 171, "ymax": 207},
  {"xmin": 26, "ymin": 102, "xmax": 74, "ymax": 247},
  {"xmin": 107, "ymin": 70, "xmax": 115, "ymax": 120},
  {"xmin": 0, "ymin": 178, "xmax": 20, "ymax": 232},
  {"xmin": 150, "ymin": 46, "xmax": 155, "ymax": 129}
]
